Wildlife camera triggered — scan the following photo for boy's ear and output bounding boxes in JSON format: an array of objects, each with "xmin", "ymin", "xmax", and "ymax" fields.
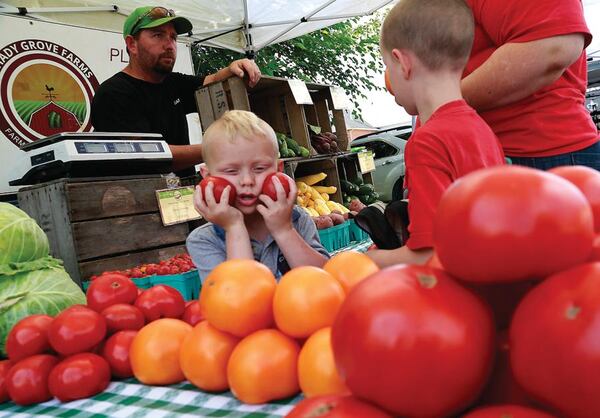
[
  {"xmin": 199, "ymin": 163, "xmax": 209, "ymax": 178},
  {"xmin": 392, "ymin": 48, "xmax": 411, "ymax": 80}
]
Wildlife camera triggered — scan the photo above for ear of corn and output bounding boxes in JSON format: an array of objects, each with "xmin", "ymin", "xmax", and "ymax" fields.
[
  {"xmin": 313, "ymin": 186, "xmax": 337, "ymax": 194},
  {"xmin": 296, "ymin": 172, "xmax": 327, "ymax": 186}
]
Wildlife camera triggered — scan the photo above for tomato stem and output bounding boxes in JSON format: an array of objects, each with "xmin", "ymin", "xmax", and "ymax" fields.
[
  {"xmin": 565, "ymin": 305, "xmax": 581, "ymax": 320},
  {"xmin": 417, "ymin": 273, "xmax": 437, "ymax": 289}
]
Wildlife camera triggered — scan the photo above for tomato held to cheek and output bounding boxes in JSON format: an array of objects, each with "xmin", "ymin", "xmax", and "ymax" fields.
[
  {"xmin": 86, "ymin": 273, "xmax": 138, "ymax": 312},
  {"xmin": 261, "ymin": 172, "xmax": 292, "ymax": 201},
  {"xmin": 6, "ymin": 354, "xmax": 59, "ymax": 406},
  {"xmin": 6, "ymin": 314, "xmax": 54, "ymax": 361},
  {"xmin": 48, "ymin": 353, "xmax": 111, "ymax": 402},
  {"xmin": 101, "ymin": 330, "xmax": 138, "ymax": 378},
  {"xmin": 48, "ymin": 305, "xmax": 107, "ymax": 356},
  {"xmin": 287, "ymin": 394, "xmax": 392, "ymax": 418},
  {"xmin": 199, "ymin": 176, "xmax": 236, "ymax": 205}
]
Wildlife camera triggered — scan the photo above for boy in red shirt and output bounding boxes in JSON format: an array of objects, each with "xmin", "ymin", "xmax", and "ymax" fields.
[{"xmin": 368, "ymin": 0, "xmax": 505, "ymax": 268}]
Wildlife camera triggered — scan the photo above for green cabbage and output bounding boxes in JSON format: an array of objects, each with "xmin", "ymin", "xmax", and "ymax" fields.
[
  {"xmin": 0, "ymin": 262, "xmax": 86, "ymax": 356},
  {"xmin": 0, "ymin": 203, "xmax": 49, "ymax": 264}
]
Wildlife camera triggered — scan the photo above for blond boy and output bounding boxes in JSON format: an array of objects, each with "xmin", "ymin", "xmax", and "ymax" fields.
[{"xmin": 186, "ymin": 110, "xmax": 329, "ymax": 281}]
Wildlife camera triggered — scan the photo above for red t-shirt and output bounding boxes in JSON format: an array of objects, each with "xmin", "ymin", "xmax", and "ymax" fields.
[
  {"xmin": 405, "ymin": 100, "xmax": 505, "ymax": 250},
  {"xmin": 465, "ymin": 0, "xmax": 598, "ymax": 157}
]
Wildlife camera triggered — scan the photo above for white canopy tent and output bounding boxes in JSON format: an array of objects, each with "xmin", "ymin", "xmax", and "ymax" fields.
[{"xmin": 0, "ymin": 0, "xmax": 395, "ymax": 54}]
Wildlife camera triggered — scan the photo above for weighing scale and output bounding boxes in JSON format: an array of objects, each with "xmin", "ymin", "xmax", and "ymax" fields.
[{"xmin": 9, "ymin": 132, "xmax": 173, "ymax": 186}]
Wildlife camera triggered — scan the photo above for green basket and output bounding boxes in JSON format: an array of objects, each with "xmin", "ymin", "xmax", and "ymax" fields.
[
  {"xmin": 348, "ymin": 219, "xmax": 370, "ymax": 242},
  {"xmin": 82, "ymin": 271, "xmax": 200, "ymax": 302},
  {"xmin": 150, "ymin": 270, "xmax": 200, "ymax": 301},
  {"xmin": 318, "ymin": 221, "xmax": 350, "ymax": 253}
]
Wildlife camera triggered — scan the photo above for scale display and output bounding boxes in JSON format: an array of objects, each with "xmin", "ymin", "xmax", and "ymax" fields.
[{"xmin": 74, "ymin": 141, "xmax": 165, "ymax": 154}]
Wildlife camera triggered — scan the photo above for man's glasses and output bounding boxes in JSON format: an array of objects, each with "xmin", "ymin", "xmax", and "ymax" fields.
[{"xmin": 130, "ymin": 7, "xmax": 176, "ymax": 36}]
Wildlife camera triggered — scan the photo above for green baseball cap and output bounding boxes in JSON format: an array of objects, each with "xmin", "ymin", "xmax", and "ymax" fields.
[{"xmin": 123, "ymin": 6, "xmax": 193, "ymax": 38}]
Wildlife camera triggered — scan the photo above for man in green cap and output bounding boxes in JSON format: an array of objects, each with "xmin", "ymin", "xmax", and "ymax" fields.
[{"xmin": 91, "ymin": 6, "xmax": 261, "ymax": 175}]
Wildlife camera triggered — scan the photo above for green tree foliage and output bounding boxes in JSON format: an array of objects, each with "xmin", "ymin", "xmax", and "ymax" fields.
[{"xmin": 191, "ymin": 15, "xmax": 385, "ymax": 119}]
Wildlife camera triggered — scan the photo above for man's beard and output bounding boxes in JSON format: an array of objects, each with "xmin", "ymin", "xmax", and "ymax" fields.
[
  {"xmin": 154, "ymin": 53, "xmax": 175, "ymax": 74},
  {"xmin": 139, "ymin": 47, "xmax": 175, "ymax": 74}
]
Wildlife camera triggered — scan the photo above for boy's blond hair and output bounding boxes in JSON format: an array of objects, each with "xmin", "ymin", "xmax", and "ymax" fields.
[
  {"xmin": 381, "ymin": 0, "xmax": 474, "ymax": 71},
  {"xmin": 202, "ymin": 110, "xmax": 278, "ymax": 164}
]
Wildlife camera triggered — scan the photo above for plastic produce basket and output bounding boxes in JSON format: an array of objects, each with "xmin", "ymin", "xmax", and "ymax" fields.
[
  {"xmin": 150, "ymin": 270, "xmax": 201, "ymax": 301},
  {"xmin": 318, "ymin": 221, "xmax": 350, "ymax": 253},
  {"xmin": 348, "ymin": 219, "xmax": 370, "ymax": 243},
  {"xmin": 82, "ymin": 270, "xmax": 201, "ymax": 301}
]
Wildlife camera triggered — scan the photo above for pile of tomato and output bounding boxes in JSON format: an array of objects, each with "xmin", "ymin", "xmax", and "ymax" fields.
[
  {"xmin": 0, "ymin": 273, "xmax": 203, "ymax": 406},
  {"xmin": 89, "ymin": 253, "xmax": 195, "ymax": 280},
  {"xmin": 306, "ymin": 165, "xmax": 600, "ymax": 418}
]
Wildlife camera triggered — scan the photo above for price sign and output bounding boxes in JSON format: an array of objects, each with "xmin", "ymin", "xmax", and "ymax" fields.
[
  {"xmin": 156, "ymin": 186, "xmax": 202, "ymax": 226},
  {"xmin": 329, "ymin": 86, "xmax": 350, "ymax": 110},
  {"xmin": 288, "ymin": 79, "xmax": 314, "ymax": 105},
  {"xmin": 358, "ymin": 150, "xmax": 376, "ymax": 174}
]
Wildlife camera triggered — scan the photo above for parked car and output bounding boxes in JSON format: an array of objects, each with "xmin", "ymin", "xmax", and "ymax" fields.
[{"xmin": 352, "ymin": 125, "xmax": 412, "ymax": 201}]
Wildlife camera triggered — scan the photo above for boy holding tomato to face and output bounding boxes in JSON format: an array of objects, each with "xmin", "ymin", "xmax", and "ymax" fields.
[
  {"xmin": 186, "ymin": 110, "xmax": 329, "ymax": 281},
  {"xmin": 368, "ymin": 0, "xmax": 505, "ymax": 268}
]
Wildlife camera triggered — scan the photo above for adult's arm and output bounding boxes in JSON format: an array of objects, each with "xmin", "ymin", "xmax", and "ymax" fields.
[
  {"xmin": 202, "ymin": 58, "xmax": 261, "ymax": 87},
  {"xmin": 462, "ymin": 34, "xmax": 585, "ymax": 112}
]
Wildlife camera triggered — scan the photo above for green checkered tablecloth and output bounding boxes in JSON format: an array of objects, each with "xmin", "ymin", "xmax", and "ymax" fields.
[
  {"xmin": 0, "ymin": 379, "xmax": 301, "ymax": 417},
  {"xmin": 331, "ymin": 238, "xmax": 373, "ymax": 255}
]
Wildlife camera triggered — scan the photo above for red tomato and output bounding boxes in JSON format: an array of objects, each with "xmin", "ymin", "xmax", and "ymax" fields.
[
  {"xmin": 287, "ymin": 394, "xmax": 392, "ymax": 418},
  {"xmin": 6, "ymin": 354, "xmax": 59, "ymax": 405},
  {"xmin": 199, "ymin": 176, "xmax": 236, "ymax": 205},
  {"xmin": 48, "ymin": 305, "xmax": 107, "ymax": 356},
  {"xmin": 0, "ymin": 360, "xmax": 12, "ymax": 403},
  {"xmin": 134, "ymin": 285, "xmax": 185, "ymax": 322},
  {"xmin": 549, "ymin": 165, "xmax": 600, "ymax": 233},
  {"xmin": 590, "ymin": 234, "xmax": 600, "ymax": 262},
  {"xmin": 331, "ymin": 264, "xmax": 495, "ymax": 417},
  {"xmin": 434, "ymin": 165, "xmax": 594, "ymax": 283},
  {"xmin": 48, "ymin": 353, "xmax": 111, "ymax": 402},
  {"xmin": 101, "ymin": 330, "xmax": 137, "ymax": 378},
  {"xmin": 463, "ymin": 405, "xmax": 557, "ymax": 418},
  {"xmin": 261, "ymin": 172, "xmax": 292, "ymax": 201},
  {"xmin": 181, "ymin": 300, "xmax": 204, "ymax": 326},
  {"xmin": 510, "ymin": 262, "xmax": 600, "ymax": 418},
  {"xmin": 6, "ymin": 314, "xmax": 54, "ymax": 361},
  {"xmin": 101, "ymin": 303, "xmax": 145, "ymax": 334},
  {"xmin": 86, "ymin": 273, "xmax": 138, "ymax": 312}
]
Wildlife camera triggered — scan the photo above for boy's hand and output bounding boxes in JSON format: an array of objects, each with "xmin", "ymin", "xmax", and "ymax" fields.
[
  {"xmin": 257, "ymin": 175, "xmax": 297, "ymax": 236},
  {"xmin": 193, "ymin": 183, "xmax": 243, "ymax": 231}
]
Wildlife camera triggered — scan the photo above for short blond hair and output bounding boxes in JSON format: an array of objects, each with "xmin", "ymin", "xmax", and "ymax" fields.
[
  {"xmin": 202, "ymin": 110, "xmax": 278, "ymax": 164},
  {"xmin": 381, "ymin": 0, "xmax": 474, "ymax": 71}
]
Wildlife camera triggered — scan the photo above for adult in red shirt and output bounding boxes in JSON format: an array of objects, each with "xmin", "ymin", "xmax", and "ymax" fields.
[
  {"xmin": 369, "ymin": 0, "xmax": 505, "ymax": 268},
  {"xmin": 462, "ymin": 0, "xmax": 599, "ymax": 170}
]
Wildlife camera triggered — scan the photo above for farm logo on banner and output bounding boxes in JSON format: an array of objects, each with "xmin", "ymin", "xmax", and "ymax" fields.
[{"xmin": 0, "ymin": 39, "xmax": 100, "ymax": 147}]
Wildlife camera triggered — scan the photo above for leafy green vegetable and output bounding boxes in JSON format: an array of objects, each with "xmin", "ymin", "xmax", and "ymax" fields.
[
  {"xmin": 0, "ymin": 203, "xmax": 49, "ymax": 264},
  {"xmin": 0, "ymin": 264, "xmax": 85, "ymax": 356}
]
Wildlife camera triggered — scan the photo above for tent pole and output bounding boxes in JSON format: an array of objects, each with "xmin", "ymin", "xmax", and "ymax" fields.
[{"xmin": 242, "ymin": 0, "xmax": 254, "ymax": 57}]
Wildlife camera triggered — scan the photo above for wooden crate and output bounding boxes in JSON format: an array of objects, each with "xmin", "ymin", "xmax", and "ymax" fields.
[
  {"xmin": 195, "ymin": 76, "xmax": 316, "ymax": 155},
  {"xmin": 337, "ymin": 154, "xmax": 374, "ymax": 188},
  {"xmin": 17, "ymin": 176, "xmax": 198, "ymax": 286},
  {"xmin": 290, "ymin": 157, "xmax": 343, "ymax": 205},
  {"xmin": 304, "ymin": 83, "xmax": 350, "ymax": 151}
]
